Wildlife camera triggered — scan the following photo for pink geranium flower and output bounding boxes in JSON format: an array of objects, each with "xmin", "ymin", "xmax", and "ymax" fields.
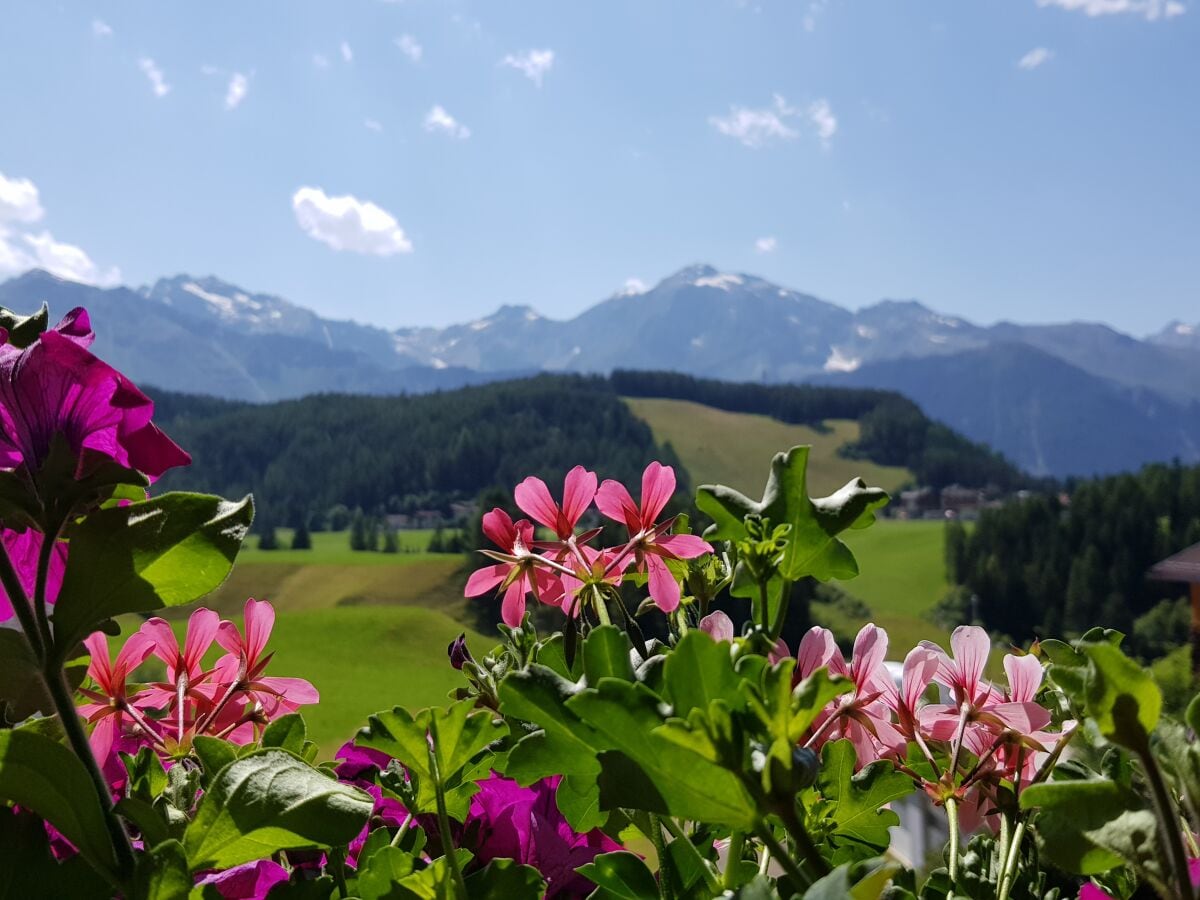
[
  {"xmin": 77, "ymin": 630, "xmax": 155, "ymax": 761},
  {"xmin": 0, "ymin": 308, "xmax": 189, "ymax": 481},
  {"xmin": 595, "ymin": 462, "xmax": 711, "ymax": 612},
  {"xmin": 514, "ymin": 466, "xmax": 597, "ymax": 540},
  {"xmin": 214, "ymin": 598, "xmax": 319, "ymax": 718},
  {"xmin": 465, "ymin": 509, "xmax": 565, "ymax": 627},
  {"xmin": 798, "ymin": 625, "xmax": 904, "ymax": 767},
  {"xmin": 0, "ymin": 527, "xmax": 66, "ymax": 623}
]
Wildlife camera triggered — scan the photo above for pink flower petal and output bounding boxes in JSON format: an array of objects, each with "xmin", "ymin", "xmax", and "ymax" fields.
[
  {"xmin": 640, "ymin": 462, "xmax": 676, "ymax": 525},
  {"xmin": 645, "ymin": 553, "xmax": 680, "ymax": 613},
  {"xmin": 560, "ymin": 466, "xmax": 598, "ymax": 530},
  {"xmin": 481, "ymin": 508, "xmax": 518, "ymax": 550},
  {"xmin": 699, "ymin": 611, "xmax": 734, "ymax": 642},
  {"xmin": 797, "ymin": 626, "xmax": 839, "ymax": 679},
  {"xmin": 595, "ymin": 479, "xmax": 641, "ymax": 533},
  {"xmin": 514, "ymin": 477, "xmax": 561, "ymax": 534},
  {"xmin": 465, "ymin": 563, "xmax": 511, "ymax": 597},
  {"xmin": 501, "ymin": 580, "xmax": 527, "ymax": 627},
  {"xmin": 1003, "ymin": 653, "xmax": 1044, "ymax": 704},
  {"xmin": 655, "ymin": 532, "xmax": 712, "ymax": 559}
]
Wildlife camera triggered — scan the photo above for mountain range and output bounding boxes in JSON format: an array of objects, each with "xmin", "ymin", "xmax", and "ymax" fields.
[{"xmin": 1, "ymin": 265, "xmax": 1197, "ymax": 480}]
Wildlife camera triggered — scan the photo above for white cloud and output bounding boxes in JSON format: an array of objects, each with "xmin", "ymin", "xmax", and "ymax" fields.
[
  {"xmin": 501, "ymin": 49, "xmax": 555, "ymax": 87},
  {"xmin": 0, "ymin": 173, "xmax": 45, "ymax": 224},
  {"xmin": 395, "ymin": 34, "xmax": 423, "ymax": 63},
  {"xmin": 340, "ymin": 40, "xmax": 353, "ymax": 63},
  {"xmin": 808, "ymin": 98, "xmax": 838, "ymax": 147},
  {"xmin": 0, "ymin": 173, "xmax": 119, "ymax": 285},
  {"xmin": 423, "ymin": 105, "xmax": 471, "ymax": 139},
  {"xmin": 364, "ymin": 118, "xmax": 383, "ymax": 132},
  {"xmin": 1017, "ymin": 47, "xmax": 1054, "ymax": 69},
  {"xmin": 1035, "ymin": 0, "xmax": 1185, "ymax": 19},
  {"xmin": 92, "ymin": 19, "xmax": 113, "ymax": 38},
  {"xmin": 138, "ymin": 58, "xmax": 170, "ymax": 97},
  {"xmin": 312, "ymin": 53, "xmax": 330, "ymax": 69},
  {"xmin": 709, "ymin": 94, "xmax": 800, "ymax": 148},
  {"xmin": 291, "ymin": 187, "xmax": 412, "ymax": 255},
  {"xmin": 755, "ymin": 236, "xmax": 778, "ymax": 254},
  {"xmin": 619, "ymin": 277, "xmax": 647, "ymax": 296},
  {"xmin": 225, "ymin": 72, "xmax": 249, "ymax": 110},
  {"xmin": 803, "ymin": 0, "xmax": 830, "ymax": 31}
]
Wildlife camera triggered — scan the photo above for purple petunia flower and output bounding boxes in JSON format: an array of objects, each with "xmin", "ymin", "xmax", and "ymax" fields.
[
  {"xmin": 195, "ymin": 860, "xmax": 290, "ymax": 900},
  {"xmin": 0, "ymin": 307, "xmax": 189, "ymax": 482}
]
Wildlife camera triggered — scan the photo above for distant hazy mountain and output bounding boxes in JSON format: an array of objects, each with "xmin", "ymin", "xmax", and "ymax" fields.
[
  {"xmin": 2, "ymin": 264, "xmax": 1197, "ymax": 478},
  {"xmin": 0, "ymin": 271, "xmax": 510, "ymax": 401}
]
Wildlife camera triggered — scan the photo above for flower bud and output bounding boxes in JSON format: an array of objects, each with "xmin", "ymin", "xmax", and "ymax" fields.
[{"xmin": 448, "ymin": 633, "xmax": 474, "ymax": 670}]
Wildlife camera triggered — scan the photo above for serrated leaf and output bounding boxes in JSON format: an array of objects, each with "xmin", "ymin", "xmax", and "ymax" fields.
[
  {"xmin": 53, "ymin": 492, "xmax": 253, "ymax": 646},
  {"xmin": 1082, "ymin": 643, "xmax": 1161, "ymax": 752},
  {"xmin": 696, "ymin": 446, "xmax": 888, "ymax": 593},
  {"xmin": 183, "ymin": 748, "xmax": 373, "ymax": 871},
  {"xmin": 663, "ymin": 630, "xmax": 744, "ymax": 718},
  {"xmin": 356, "ymin": 846, "xmax": 416, "ymax": 900},
  {"xmin": 814, "ymin": 740, "xmax": 913, "ymax": 854}
]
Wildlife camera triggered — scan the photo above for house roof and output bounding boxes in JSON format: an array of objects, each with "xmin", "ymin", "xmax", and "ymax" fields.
[{"xmin": 1147, "ymin": 542, "xmax": 1200, "ymax": 584}]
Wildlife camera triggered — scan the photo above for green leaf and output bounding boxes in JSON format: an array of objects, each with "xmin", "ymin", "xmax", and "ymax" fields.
[
  {"xmin": 53, "ymin": 493, "xmax": 253, "ymax": 647},
  {"xmin": 359, "ymin": 700, "xmax": 506, "ymax": 788},
  {"xmin": 183, "ymin": 748, "xmax": 373, "ymax": 872},
  {"xmin": 262, "ymin": 714, "xmax": 307, "ymax": 755},
  {"xmin": 1021, "ymin": 778, "xmax": 1163, "ymax": 884},
  {"xmin": 663, "ymin": 630, "xmax": 744, "ymax": 718},
  {"xmin": 1082, "ymin": 643, "xmax": 1162, "ymax": 752},
  {"xmin": 0, "ymin": 302, "xmax": 49, "ymax": 348},
  {"xmin": 568, "ymin": 679, "xmax": 758, "ymax": 826},
  {"xmin": 0, "ymin": 809, "xmax": 110, "ymax": 900},
  {"xmin": 115, "ymin": 796, "xmax": 173, "ymax": 848},
  {"xmin": 583, "ymin": 626, "xmax": 635, "ymax": 683},
  {"xmin": 463, "ymin": 859, "xmax": 547, "ymax": 899},
  {"xmin": 1186, "ymin": 693, "xmax": 1200, "ymax": 736},
  {"xmin": 0, "ymin": 629, "xmax": 50, "ymax": 722},
  {"xmin": 696, "ymin": 446, "xmax": 888, "ymax": 588},
  {"xmin": 132, "ymin": 839, "xmax": 190, "ymax": 900},
  {"xmin": 814, "ymin": 740, "xmax": 913, "ymax": 855},
  {"xmin": 577, "ymin": 851, "xmax": 659, "ymax": 899},
  {"xmin": 0, "ymin": 729, "xmax": 119, "ymax": 884},
  {"xmin": 356, "ymin": 846, "xmax": 416, "ymax": 900},
  {"xmin": 803, "ymin": 858, "xmax": 902, "ymax": 899},
  {"xmin": 192, "ymin": 736, "xmax": 238, "ymax": 787}
]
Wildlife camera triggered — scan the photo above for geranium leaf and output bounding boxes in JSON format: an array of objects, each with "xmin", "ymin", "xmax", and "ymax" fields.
[
  {"xmin": 663, "ymin": 630, "xmax": 744, "ymax": 718},
  {"xmin": 355, "ymin": 846, "xmax": 416, "ymax": 900},
  {"xmin": 583, "ymin": 626, "xmax": 635, "ymax": 683},
  {"xmin": 183, "ymin": 749, "xmax": 372, "ymax": 872},
  {"xmin": 463, "ymin": 859, "xmax": 546, "ymax": 899},
  {"xmin": 1082, "ymin": 643, "xmax": 1162, "ymax": 753},
  {"xmin": 814, "ymin": 740, "xmax": 913, "ymax": 856},
  {"xmin": 359, "ymin": 700, "xmax": 506, "ymax": 788},
  {"xmin": 696, "ymin": 446, "xmax": 888, "ymax": 594},
  {"xmin": 53, "ymin": 492, "xmax": 253, "ymax": 647},
  {"xmin": 0, "ymin": 729, "xmax": 119, "ymax": 885},
  {"xmin": 577, "ymin": 851, "xmax": 659, "ymax": 899}
]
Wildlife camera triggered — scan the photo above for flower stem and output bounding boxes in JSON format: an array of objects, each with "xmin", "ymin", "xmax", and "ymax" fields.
[
  {"xmin": 1138, "ymin": 744, "xmax": 1194, "ymax": 900},
  {"xmin": 945, "ymin": 797, "xmax": 961, "ymax": 884},
  {"xmin": 32, "ymin": 528, "xmax": 59, "ymax": 655},
  {"xmin": 390, "ymin": 813, "xmax": 414, "ymax": 848},
  {"xmin": 0, "ymin": 541, "xmax": 45, "ymax": 664},
  {"xmin": 768, "ymin": 580, "xmax": 791, "ymax": 642},
  {"xmin": 427, "ymin": 718, "xmax": 468, "ymax": 898},
  {"xmin": 723, "ymin": 831, "xmax": 746, "ymax": 890},
  {"xmin": 648, "ymin": 814, "xmax": 676, "ymax": 900},
  {"xmin": 777, "ymin": 801, "xmax": 830, "ymax": 880},
  {"xmin": 660, "ymin": 816, "xmax": 721, "ymax": 896},
  {"xmin": 996, "ymin": 817, "xmax": 1026, "ymax": 900},
  {"xmin": 753, "ymin": 819, "xmax": 812, "ymax": 891}
]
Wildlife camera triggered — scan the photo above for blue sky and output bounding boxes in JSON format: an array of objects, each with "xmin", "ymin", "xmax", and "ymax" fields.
[{"xmin": 0, "ymin": 0, "xmax": 1195, "ymax": 334}]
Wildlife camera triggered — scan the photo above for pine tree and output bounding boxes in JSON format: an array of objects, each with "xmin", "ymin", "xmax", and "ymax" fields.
[
  {"xmin": 291, "ymin": 521, "xmax": 312, "ymax": 550},
  {"xmin": 349, "ymin": 510, "xmax": 367, "ymax": 552},
  {"xmin": 383, "ymin": 527, "xmax": 399, "ymax": 554}
]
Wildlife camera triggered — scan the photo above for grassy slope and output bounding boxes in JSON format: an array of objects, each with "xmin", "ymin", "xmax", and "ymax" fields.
[
  {"xmin": 623, "ymin": 397, "xmax": 911, "ymax": 497},
  {"xmin": 627, "ymin": 396, "xmax": 950, "ymax": 649}
]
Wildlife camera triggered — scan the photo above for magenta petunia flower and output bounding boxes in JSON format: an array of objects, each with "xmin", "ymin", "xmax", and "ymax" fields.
[
  {"xmin": 0, "ymin": 308, "xmax": 189, "ymax": 482},
  {"xmin": 195, "ymin": 859, "xmax": 290, "ymax": 899},
  {"xmin": 0, "ymin": 527, "xmax": 66, "ymax": 623},
  {"xmin": 468, "ymin": 773, "xmax": 622, "ymax": 897}
]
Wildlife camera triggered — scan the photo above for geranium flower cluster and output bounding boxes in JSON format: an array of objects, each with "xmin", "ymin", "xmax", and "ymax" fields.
[
  {"xmin": 465, "ymin": 462, "xmax": 712, "ymax": 626},
  {"xmin": 78, "ymin": 598, "xmax": 318, "ymax": 774},
  {"xmin": 792, "ymin": 622, "xmax": 1073, "ymax": 831}
]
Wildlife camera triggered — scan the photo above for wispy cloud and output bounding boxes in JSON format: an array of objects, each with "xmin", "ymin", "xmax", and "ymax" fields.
[
  {"xmin": 395, "ymin": 34, "xmax": 422, "ymax": 63},
  {"xmin": 808, "ymin": 98, "xmax": 838, "ymax": 147},
  {"xmin": 803, "ymin": 0, "xmax": 830, "ymax": 32},
  {"xmin": 501, "ymin": 49, "xmax": 555, "ymax": 87},
  {"xmin": 364, "ymin": 118, "xmax": 383, "ymax": 132},
  {"xmin": 1017, "ymin": 47, "xmax": 1054, "ymax": 69},
  {"xmin": 1035, "ymin": 0, "xmax": 1185, "ymax": 20},
  {"xmin": 225, "ymin": 72, "xmax": 249, "ymax": 110},
  {"xmin": 755, "ymin": 236, "xmax": 778, "ymax": 254},
  {"xmin": 292, "ymin": 187, "xmax": 412, "ymax": 255},
  {"xmin": 340, "ymin": 40, "xmax": 354, "ymax": 63},
  {"xmin": 312, "ymin": 53, "xmax": 330, "ymax": 69},
  {"xmin": 0, "ymin": 171, "xmax": 119, "ymax": 285},
  {"xmin": 423, "ymin": 105, "xmax": 471, "ymax": 139},
  {"xmin": 138, "ymin": 57, "xmax": 171, "ymax": 98},
  {"xmin": 92, "ymin": 19, "xmax": 113, "ymax": 38},
  {"xmin": 709, "ymin": 95, "xmax": 800, "ymax": 148}
]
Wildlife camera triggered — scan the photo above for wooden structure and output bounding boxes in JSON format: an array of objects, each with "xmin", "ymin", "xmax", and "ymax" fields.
[{"xmin": 1147, "ymin": 542, "xmax": 1200, "ymax": 676}]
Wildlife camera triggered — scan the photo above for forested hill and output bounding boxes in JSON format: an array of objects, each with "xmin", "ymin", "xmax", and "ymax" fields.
[
  {"xmin": 149, "ymin": 372, "xmax": 1030, "ymax": 527},
  {"xmin": 612, "ymin": 370, "xmax": 1030, "ymax": 492},
  {"xmin": 947, "ymin": 462, "xmax": 1200, "ymax": 643}
]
